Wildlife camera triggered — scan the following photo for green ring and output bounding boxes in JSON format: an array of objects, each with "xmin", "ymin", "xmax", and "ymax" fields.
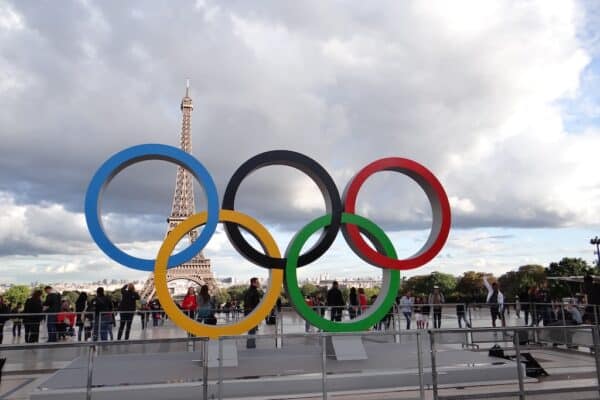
[{"xmin": 285, "ymin": 213, "xmax": 400, "ymax": 332}]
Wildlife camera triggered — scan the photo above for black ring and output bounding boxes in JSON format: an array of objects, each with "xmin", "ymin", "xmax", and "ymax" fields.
[{"xmin": 222, "ymin": 150, "xmax": 342, "ymax": 269}]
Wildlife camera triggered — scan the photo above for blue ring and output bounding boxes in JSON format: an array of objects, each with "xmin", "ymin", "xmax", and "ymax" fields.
[{"xmin": 84, "ymin": 144, "xmax": 219, "ymax": 271}]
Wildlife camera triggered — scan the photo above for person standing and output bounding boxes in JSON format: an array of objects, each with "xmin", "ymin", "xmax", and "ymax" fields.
[
  {"xmin": 91, "ymin": 287, "xmax": 113, "ymax": 341},
  {"xmin": 11, "ymin": 303, "xmax": 22, "ymax": 338},
  {"xmin": 23, "ymin": 290, "xmax": 44, "ymax": 343},
  {"xmin": 0, "ymin": 297, "xmax": 10, "ymax": 344},
  {"xmin": 197, "ymin": 285, "xmax": 215, "ymax": 324},
  {"xmin": 515, "ymin": 296, "xmax": 521, "ymax": 319},
  {"xmin": 75, "ymin": 292, "xmax": 88, "ymax": 341},
  {"xmin": 118, "ymin": 283, "xmax": 139, "ymax": 340},
  {"xmin": 43, "ymin": 286, "xmax": 61, "ymax": 342},
  {"xmin": 399, "ymin": 292, "xmax": 414, "ymax": 330},
  {"xmin": 483, "ymin": 276, "xmax": 505, "ymax": 328},
  {"xmin": 358, "ymin": 288, "xmax": 368, "ymax": 316},
  {"xmin": 243, "ymin": 277, "xmax": 261, "ymax": 348},
  {"xmin": 181, "ymin": 287, "xmax": 198, "ymax": 320},
  {"xmin": 420, "ymin": 297, "xmax": 431, "ymax": 329},
  {"xmin": 428, "ymin": 286, "xmax": 445, "ymax": 328},
  {"xmin": 304, "ymin": 296, "xmax": 314, "ymax": 332},
  {"xmin": 327, "ymin": 281, "xmax": 345, "ymax": 322},
  {"xmin": 348, "ymin": 287, "xmax": 359, "ymax": 320}
]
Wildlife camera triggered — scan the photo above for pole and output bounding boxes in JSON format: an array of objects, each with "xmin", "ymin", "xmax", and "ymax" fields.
[
  {"xmin": 416, "ymin": 331, "xmax": 425, "ymax": 400},
  {"xmin": 592, "ymin": 325, "xmax": 600, "ymax": 399},
  {"xmin": 429, "ymin": 330, "xmax": 439, "ymax": 400},
  {"xmin": 202, "ymin": 338, "xmax": 209, "ymax": 400},
  {"xmin": 514, "ymin": 328, "xmax": 526, "ymax": 400},
  {"xmin": 86, "ymin": 345, "xmax": 95, "ymax": 400},
  {"xmin": 321, "ymin": 333, "xmax": 328, "ymax": 400},
  {"xmin": 218, "ymin": 337, "xmax": 223, "ymax": 400}
]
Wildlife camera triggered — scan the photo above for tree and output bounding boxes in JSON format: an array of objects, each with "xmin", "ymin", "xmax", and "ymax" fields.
[
  {"xmin": 546, "ymin": 258, "xmax": 595, "ymax": 298},
  {"xmin": 226, "ymin": 285, "xmax": 248, "ymax": 302},
  {"xmin": 213, "ymin": 288, "xmax": 229, "ymax": 306},
  {"xmin": 3, "ymin": 285, "xmax": 30, "ymax": 306},
  {"xmin": 546, "ymin": 258, "xmax": 595, "ymax": 277},
  {"xmin": 401, "ymin": 272, "xmax": 456, "ymax": 297},
  {"xmin": 455, "ymin": 271, "xmax": 487, "ymax": 302},
  {"xmin": 300, "ymin": 283, "xmax": 319, "ymax": 297}
]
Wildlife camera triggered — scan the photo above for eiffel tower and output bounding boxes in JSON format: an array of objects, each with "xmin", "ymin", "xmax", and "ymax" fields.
[{"xmin": 140, "ymin": 81, "xmax": 217, "ymax": 302}]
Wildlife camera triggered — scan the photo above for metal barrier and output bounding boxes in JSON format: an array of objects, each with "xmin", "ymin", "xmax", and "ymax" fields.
[{"xmin": 2, "ymin": 323, "xmax": 599, "ymax": 400}]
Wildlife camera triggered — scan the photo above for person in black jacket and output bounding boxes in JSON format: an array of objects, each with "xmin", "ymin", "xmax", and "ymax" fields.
[
  {"xmin": 90, "ymin": 287, "xmax": 113, "ymax": 341},
  {"xmin": 243, "ymin": 277, "xmax": 261, "ymax": 348},
  {"xmin": 23, "ymin": 290, "xmax": 44, "ymax": 343},
  {"xmin": 117, "ymin": 283, "xmax": 139, "ymax": 340},
  {"xmin": 43, "ymin": 286, "xmax": 61, "ymax": 342},
  {"xmin": 327, "ymin": 281, "xmax": 345, "ymax": 322},
  {"xmin": 0, "ymin": 296, "xmax": 10, "ymax": 344},
  {"xmin": 75, "ymin": 292, "xmax": 88, "ymax": 341}
]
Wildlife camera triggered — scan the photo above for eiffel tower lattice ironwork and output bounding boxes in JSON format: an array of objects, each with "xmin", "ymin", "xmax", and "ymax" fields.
[{"xmin": 140, "ymin": 81, "xmax": 217, "ymax": 302}]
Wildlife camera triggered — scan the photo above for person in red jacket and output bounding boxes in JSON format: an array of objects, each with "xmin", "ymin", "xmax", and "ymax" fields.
[
  {"xmin": 181, "ymin": 287, "xmax": 198, "ymax": 319},
  {"xmin": 358, "ymin": 288, "xmax": 368, "ymax": 315},
  {"xmin": 57, "ymin": 304, "xmax": 76, "ymax": 340}
]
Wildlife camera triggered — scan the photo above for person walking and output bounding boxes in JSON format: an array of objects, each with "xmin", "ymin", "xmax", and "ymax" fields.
[
  {"xmin": 327, "ymin": 281, "xmax": 345, "ymax": 322},
  {"xmin": 413, "ymin": 297, "xmax": 423, "ymax": 329},
  {"xmin": 399, "ymin": 291, "xmax": 414, "ymax": 330},
  {"xmin": 91, "ymin": 287, "xmax": 113, "ymax": 341},
  {"xmin": 43, "ymin": 286, "xmax": 61, "ymax": 342},
  {"xmin": 23, "ymin": 290, "xmax": 44, "ymax": 343},
  {"xmin": 117, "ymin": 283, "xmax": 139, "ymax": 340},
  {"xmin": 428, "ymin": 286, "xmax": 445, "ymax": 328},
  {"xmin": 304, "ymin": 296, "xmax": 314, "ymax": 332},
  {"xmin": 483, "ymin": 276, "xmax": 505, "ymax": 328},
  {"xmin": 11, "ymin": 303, "xmax": 22, "ymax": 338},
  {"xmin": 243, "ymin": 277, "xmax": 261, "ymax": 349},
  {"xmin": 455, "ymin": 296, "xmax": 471, "ymax": 328},
  {"xmin": 181, "ymin": 287, "xmax": 198, "ymax": 320}
]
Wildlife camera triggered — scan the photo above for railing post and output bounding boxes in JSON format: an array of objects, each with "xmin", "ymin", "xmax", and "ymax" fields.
[
  {"xmin": 429, "ymin": 330, "xmax": 439, "ymax": 400},
  {"xmin": 321, "ymin": 333, "xmax": 328, "ymax": 400},
  {"xmin": 202, "ymin": 338, "xmax": 209, "ymax": 400},
  {"xmin": 218, "ymin": 337, "xmax": 223, "ymax": 400},
  {"xmin": 416, "ymin": 331, "xmax": 425, "ymax": 400},
  {"xmin": 86, "ymin": 344, "xmax": 95, "ymax": 400},
  {"xmin": 514, "ymin": 328, "xmax": 526, "ymax": 400},
  {"xmin": 592, "ymin": 325, "xmax": 600, "ymax": 398},
  {"xmin": 560, "ymin": 304, "xmax": 569, "ymax": 346}
]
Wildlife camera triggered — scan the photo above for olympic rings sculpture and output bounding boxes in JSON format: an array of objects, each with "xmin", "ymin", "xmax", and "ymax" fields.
[{"xmin": 85, "ymin": 144, "xmax": 451, "ymax": 337}]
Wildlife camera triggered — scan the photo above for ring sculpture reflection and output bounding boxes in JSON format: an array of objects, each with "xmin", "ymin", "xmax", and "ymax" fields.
[{"xmin": 85, "ymin": 144, "xmax": 451, "ymax": 337}]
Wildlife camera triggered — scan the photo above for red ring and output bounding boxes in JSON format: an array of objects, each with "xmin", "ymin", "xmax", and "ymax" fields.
[{"xmin": 342, "ymin": 158, "xmax": 451, "ymax": 270}]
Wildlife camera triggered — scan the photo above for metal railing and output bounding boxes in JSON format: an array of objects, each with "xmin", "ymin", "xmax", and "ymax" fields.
[{"xmin": 1, "ymin": 323, "xmax": 599, "ymax": 400}]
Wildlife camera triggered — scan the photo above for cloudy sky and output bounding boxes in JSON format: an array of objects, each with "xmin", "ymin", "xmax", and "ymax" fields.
[{"xmin": 1, "ymin": 0, "xmax": 599, "ymax": 285}]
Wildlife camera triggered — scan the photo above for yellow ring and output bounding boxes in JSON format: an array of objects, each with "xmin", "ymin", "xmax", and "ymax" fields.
[{"xmin": 154, "ymin": 210, "xmax": 284, "ymax": 339}]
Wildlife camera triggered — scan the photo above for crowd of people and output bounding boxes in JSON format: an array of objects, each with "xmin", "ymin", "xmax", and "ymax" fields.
[
  {"xmin": 309, "ymin": 276, "xmax": 600, "ymax": 331},
  {"xmin": 0, "ymin": 275, "xmax": 598, "ymax": 344}
]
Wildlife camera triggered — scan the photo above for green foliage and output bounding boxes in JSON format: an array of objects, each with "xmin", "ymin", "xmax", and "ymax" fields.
[
  {"xmin": 545, "ymin": 258, "xmax": 596, "ymax": 298},
  {"xmin": 226, "ymin": 285, "xmax": 248, "ymax": 302},
  {"xmin": 497, "ymin": 265, "xmax": 545, "ymax": 299},
  {"xmin": 3, "ymin": 285, "xmax": 30, "ymax": 306},
  {"xmin": 455, "ymin": 271, "xmax": 487, "ymax": 302},
  {"xmin": 213, "ymin": 288, "xmax": 229, "ymax": 306},
  {"xmin": 301, "ymin": 283, "xmax": 319, "ymax": 297},
  {"xmin": 402, "ymin": 272, "xmax": 456, "ymax": 297}
]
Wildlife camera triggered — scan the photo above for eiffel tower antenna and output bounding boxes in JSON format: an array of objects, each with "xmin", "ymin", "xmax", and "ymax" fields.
[{"xmin": 140, "ymin": 81, "xmax": 217, "ymax": 302}]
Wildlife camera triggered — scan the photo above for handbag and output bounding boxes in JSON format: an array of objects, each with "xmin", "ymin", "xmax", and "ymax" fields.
[{"xmin": 205, "ymin": 315, "xmax": 217, "ymax": 325}]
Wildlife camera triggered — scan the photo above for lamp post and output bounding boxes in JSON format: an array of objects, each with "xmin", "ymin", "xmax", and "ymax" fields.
[{"xmin": 591, "ymin": 236, "xmax": 600, "ymax": 267}]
